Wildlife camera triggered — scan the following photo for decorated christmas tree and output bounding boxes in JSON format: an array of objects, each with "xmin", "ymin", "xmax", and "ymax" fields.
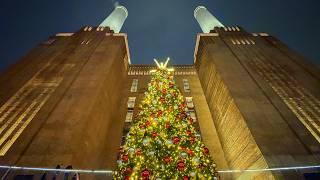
[{"xmin": 114, "ymin": 58, "xmax": 218, "ymax": 179}]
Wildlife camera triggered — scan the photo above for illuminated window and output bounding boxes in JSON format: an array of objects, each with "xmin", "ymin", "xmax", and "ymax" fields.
[
  {"xmin": 189, "ymin": 110, "xmax": 197, "ymax": 122},
  {"xmin": 0, "ymin": 61, "xmax": 71, "ymax": 156},
  {"xmin": 130, "ymin": 79, "xmax": 138, "ymax": 92},
  {"xmin": 186, "ymin": 97, "xmax": 194, "ymax": 109},
  {"xmin": 183, "ymin": 79, "xmax": 190, "ymax": 92},
  {"xmin": 81, "ymin": 39, "xmax": 91, "ymax": 45},
  {"xmin": 125, "ymin": 110, "xmax": 134, "ymax": 122},
  {"xmin": 249, "ymin": 39, "xmax": 256, "ymax": 44},
  {"xmin": 230, "ymin": 38, "xmax": 236, "ymax": 45},
  {"xmin": 127, "ymin": 97, "xmax": 136, "ymax": 109}
]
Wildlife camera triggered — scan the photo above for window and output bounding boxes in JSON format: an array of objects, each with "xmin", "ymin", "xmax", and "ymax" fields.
[
  {"xmin": 183, "ymin": 79, "xmax": 190, "ymax": 92},
  {"xmin": 55, "ymin": 33, "xmax": 74, "ymax": 37},
  {"xmin": 130, "ymin": 79, "xmax": 138, "ymax": 92},
  {"xmin": 127, "ymin": 97, "xmax": 136, "ymax": 109},
  {"xmin": 190, "ymin": 111, "xmax": 197, "ymax": 122},
  {"xmin": 188, "ymin": 109, "xmax": 197, "ymax": 122},
  {"xmin": 230, "ymin": 38, "xmax": 236, "ymax": 45},
  {"xmin": 186, "ymin": 97, "xmax": 194, "ymax": 109},
  {"xmin": 125, "ymin": 110, "xmax": 134, "ymax": 122},
  {"xmin": 249, "ymin": 39, "xmax": 256, "ymax": 44},
  {"xmin": 81, "ymin": 39, "xmax": 91, "ymax": 45}
]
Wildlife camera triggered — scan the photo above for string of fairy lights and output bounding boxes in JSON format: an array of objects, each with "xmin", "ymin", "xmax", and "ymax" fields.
[{"xmin": 2, "ymin": 59, "xmax": 318, "ymax": 178}]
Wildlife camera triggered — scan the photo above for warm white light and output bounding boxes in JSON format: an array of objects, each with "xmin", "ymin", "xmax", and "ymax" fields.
[{"xmin": 152, "ymin": 57, "xmax": 174, "ymax": 72}]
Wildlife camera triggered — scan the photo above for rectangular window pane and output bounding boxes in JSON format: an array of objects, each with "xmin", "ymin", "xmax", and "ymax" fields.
[
  {"xmin": 183, "ymin": 79, "xmax": 190, "ymax": 92},
  {"xmin": 125, "ymin": 110, "xmax": 134, "ymax": 122},
  {"xmin": 189, "ymin": 110, "xmax": 197, "ymax": 122},
  {"xmin": 186, "ymin": 97, "xmax": 194, "ymax": 109},
  {"xmin": 127, "ymin": 97, "xmax": 136, "ymax": 109},
  {"xmin": 130, "ymin": 79, "xmax": 138, "ymax": 92}
]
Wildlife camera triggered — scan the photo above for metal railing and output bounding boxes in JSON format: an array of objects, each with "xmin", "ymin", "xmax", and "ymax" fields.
[{"xmin": 0, "ymin": 164, "xmax": 319, "ymax": 179}]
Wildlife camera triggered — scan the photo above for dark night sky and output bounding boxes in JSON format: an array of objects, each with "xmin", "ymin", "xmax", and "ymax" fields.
[{"xmin": 0, "ymin": 0, "xmax": 319, "ymax": 71}]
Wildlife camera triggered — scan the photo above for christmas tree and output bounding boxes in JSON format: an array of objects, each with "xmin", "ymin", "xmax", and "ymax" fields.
[{"xmin": 114, "ymin": 58, "xmax": 218, "ymax": 179}]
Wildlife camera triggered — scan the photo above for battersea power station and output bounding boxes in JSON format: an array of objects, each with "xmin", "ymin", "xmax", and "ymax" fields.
[{"xmin": 0, "ymin": 5, "xmax": 319, "ymax": 180}]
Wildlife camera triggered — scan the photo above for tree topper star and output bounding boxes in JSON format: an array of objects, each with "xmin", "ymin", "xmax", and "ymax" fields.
[{"xmin": 150, "ymin": 57, "xmax": 174, "ymax": 72}]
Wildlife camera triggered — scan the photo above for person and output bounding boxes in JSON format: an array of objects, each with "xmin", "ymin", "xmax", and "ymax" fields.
[
  {"xmin": 64, "ymin": 165, "xmax": 73, "ymax": 180},
  {"xmin": 72, "ymin": 172, "xmax": 80, "ymax": 180},
  {"xmin": 40, "ymin": 172, "xmax": 47, "ymax": 180},
  {"xmin": 53, "ymin": 165, "xmax": 61, "ymax": 180}
]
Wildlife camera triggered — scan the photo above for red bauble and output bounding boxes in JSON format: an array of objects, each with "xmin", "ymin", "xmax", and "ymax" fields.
[
  {"xmin": 187, "ymin": 149, "xmax": 194, "ymax": 156},
  {"xmin": 145, "ymin": 121, "xmax": 151, "ymax": 127},
  {"xmin": 125, "ymin": 167, "xmax": 133, "ymax": 174},
  {"xmin": 163, "ymin": 156, "xmax": 172, "ymax": 164},
  {"xmin": 180, "ymin": 103, "xmax": 186, "ymax": 109},
  {"xmin": 157, "ymin": 110, "xmax": 163, "ymax": 116},
  {"xmin": 203, "ymin": 147, "xmax": 210, "ymax": 154},
  {"xmin": 122, "ymin": 155, "xmax": 129, "ymax": 162},
  {"xmin": 183, "ymin": 176, "xmax": 190, "ymax": 180},
  {"xmin": 124, "ymin": 176, "xmax": 130, "ymax": 180},
  {"xmin": 172, "ymin": 137, "xmax": 180, "ymax": 144},
  {"xmin": 177, "ymin": 161, "xmax": 186, "ymax": 171},
  {"xmin": 136, "ymin": 149, "xmax": 142, "ymax": 156},
  {"xmin": 152, "ymin": 132, "xmax": 158, "ymax": 138},
  {"xmin": 141, "ymin": 169, "xmax": 150, "ymax": 178},
  {"xmin": 162, "ymin": 89, "xmax": 167, "ymax": 94},
  {"xmin": 186, "ymin": 130, "xmax": 192, "ymax": 136}
]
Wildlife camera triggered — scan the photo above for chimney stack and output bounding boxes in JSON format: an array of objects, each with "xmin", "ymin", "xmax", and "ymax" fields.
[
  {"xmin": 100, "ymin": 5, "xmax": 128, "ymax": 33},
  {"xmin": 194, "ymin": 6, "xmax": 224, "ymax": 33}
]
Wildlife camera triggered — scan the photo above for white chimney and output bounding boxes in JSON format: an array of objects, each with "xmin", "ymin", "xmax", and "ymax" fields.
[
  {"xmin": 194, "ymin": 6, "xmax": 224, "ymax": 33},
  {"xmin": 100, "ymin": 5, "xmax": 128, "ymax": 33}
]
